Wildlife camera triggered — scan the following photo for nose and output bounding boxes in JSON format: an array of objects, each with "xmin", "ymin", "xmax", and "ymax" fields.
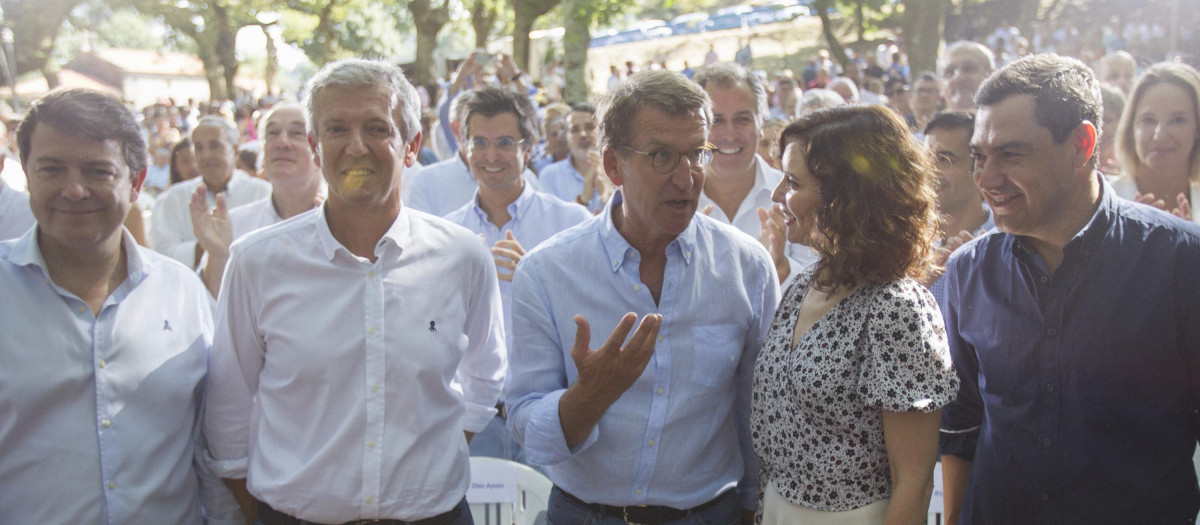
[
  {"xmin": 668, "ymin": 158, "xmax": 695, "ymax": 190},
  {"xmin": 973, "ymin": 156, "xmax": 1004, "ymax": 191},
  {"xmin": 346, "ymin": 129, "xmax": 368, "ymax": 156},
  {"xmin": 771, "ymin": 176, "xmax": 787, "ymax": 204},
  {"xmin": 62, "ymin": 176, "xmax": 88, "ymax": 201}
]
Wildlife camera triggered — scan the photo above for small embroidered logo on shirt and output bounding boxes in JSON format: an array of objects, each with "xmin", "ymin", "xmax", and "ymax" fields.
[
  {"xmin": 428, "ymin": 321, "xmax": 436, "ymax": 332},
  {"xmin": 163, "ymin": 320, "xmax": 172, "ymax": 332}
]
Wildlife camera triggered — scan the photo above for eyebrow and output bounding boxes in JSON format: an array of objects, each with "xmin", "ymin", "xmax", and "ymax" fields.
[{"xmin": 970, "ymin": 140, "xmax": 1033, "ymax": 153}]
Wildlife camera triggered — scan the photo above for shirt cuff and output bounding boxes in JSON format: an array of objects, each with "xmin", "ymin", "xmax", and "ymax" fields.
[
  {"xmin": 521, "ymin": 389, "xmax": 600, "ymax": 466},
  {"xmin": 463, "ymin": 401, "xmax": 499, "ymax": 434},
  {"xmin": 204, "ymin": 448, "xmax": 249, "ymax": 480}
]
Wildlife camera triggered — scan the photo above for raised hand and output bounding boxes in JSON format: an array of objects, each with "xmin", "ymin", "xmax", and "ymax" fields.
[
  {"xmin": 757, "ymin": 205, "xmax": 790, "ymax": 282},
  {"xmin": 491, "ymin": 230, "xmax": 526, "ymax": 282},
  {"xmin": 188, "ymin": 185, "xmax": 233, "ymax": 262},
  {"xmin": 1135, "ymin": 192, "xmax": 1193, "ymax": 221}
]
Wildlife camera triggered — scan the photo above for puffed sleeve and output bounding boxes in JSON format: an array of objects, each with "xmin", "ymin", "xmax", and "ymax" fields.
[{"xmin": 858, "ymin": 280, "xmax": 958, "ymax": 413}]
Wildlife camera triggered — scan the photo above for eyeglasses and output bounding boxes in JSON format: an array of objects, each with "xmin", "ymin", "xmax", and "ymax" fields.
[
  {"xmin": 569, "ymin": 123, "xmax": 597, "ymax": 135},
  {"xmin": 621, "ymin": 145, "xmax": 714, "ymax": 174},
  {"xmin": 469, "ymin": 137, "xmax": 526, "ymax": 153}
]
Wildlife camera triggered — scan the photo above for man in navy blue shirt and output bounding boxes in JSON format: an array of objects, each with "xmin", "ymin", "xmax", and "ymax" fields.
[{"xmin": 939, "ymin": 53, "xmax": 1200, "ymax": 523}]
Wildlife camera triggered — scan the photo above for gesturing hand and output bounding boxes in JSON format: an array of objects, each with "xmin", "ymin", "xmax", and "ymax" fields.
[
  {"xmin": 188, "ymin": 185, "xmax": 233, "ymax": 261},
  {"xmin": 1135, "ymin": 192, "xmax": 1192, "ymax": 222},
  {"xmin": 491, "ymin": 230, "xmax": 526, "ymax": 282},
  {"xmin": 757, "ymin": 205, "xmax": 790, "ymax": 282},
  {"xmin": 571, "ymin": 313, "xmax": 661, "ymax": 405}
]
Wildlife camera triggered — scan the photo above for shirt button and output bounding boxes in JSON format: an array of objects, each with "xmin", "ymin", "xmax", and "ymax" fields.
[
  {"xmin": 1047, "ymin": 328, "xmax": 1057, "ymax": 336},
  {"xmin": 368, "ymin": 440, "xmax": 376, "ymax": 449},
  {"xmin": 372, "ymin": 383, "xmax": 380, "ymax": 392},
  {"xmin": 108, "ymin": 481, "xmax": 116, "ymax": 489},
  {"xmin": 368, "ymin": 326, "xmax": 377, "ymax": 335},
  {"xmin": 1038, "ymin": 275, "xmax": 1048, "ymax": 284},
  {"xmin": 102, "ymin": 419, "xmax": 111, "ymax": 428},
  {"xmin": 648, "ymin": 439, "xmax": 655, "ymax": 446},
  {"xmin": 656, "ymin": 335, "xmax": 664, "ymax": 343},
  {"xmin": 368, "ymin": 270, "xmax": 376, "ymax": 279},
  {"xmin": 636, "ymin": 489, "xmax": 643, "ymax": 496},
  {"xmin": 1045, "ymin": 383, "xmax": 1055, "ymax": 392},
  {"xmin": 1041, "ymin": 493, "xmax": 1049, "ymax": 502},
  {"xmin": 77, "ymin": 305, "xmax": 86, "ymax": 313},
  {"xmin": 1042, "ymin": 438, "xmax": 1052, "ymax": 447},
  {"xmin": 366, "ymin": 496, "xmax": 375, "ymax": 504},
  {"xmin": 657, "ymin": 387, "xmax": 664, "ymax": 395},
  {"xmin": 634, "ymin": 284, "xmax": 642, "ymax": 291},
  {"xmin": 98, "ymin": 360, "xmax": 106, "ymax": 369}
]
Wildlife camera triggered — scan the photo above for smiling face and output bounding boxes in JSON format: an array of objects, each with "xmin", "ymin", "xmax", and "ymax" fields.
[
  {"xmin": 191, "ymin": 124, "xmax": 236, "ymax": 188},
  {"xmin": 927, "ymin": 125, "xmax": 979, "ymax": 215},
  {"xmin": 941, "ymin": 46, "xmax": 992, "ymax": 111},
  {"xmin": 971, "ymin": 94, "xmax": 1085, "ymax": 242},
  {"xmin": 26, "ymin": 123, "xmax": 141, "ymax": 254},
  {"xmin": 706, "ymin": 82, "xmax": 762, "ymax": 178},
  {"xmin": 310, "ymin": 83, "xmax": 418, "ymax": 215},
  {"xmin": 465, "ymin": 111, "xmax": 528, "ymax": 197},
  {"xmin": 605, "ymin": 106, "xmax": 708, "ymax": 247},
  {"xmin": 772, "ymin": 141, "xmax": 821, "ymax": 246},
  {"xmin": 262, "ymin": 106, "xmax": 320, "ymax": 189},
  {"xmin": 1133, "ymin": 82, "xmax": 1199, "ymax": 180},
  {"xmin": 566, "ymin": 111, "xmax": 597, "ymax": 159}
]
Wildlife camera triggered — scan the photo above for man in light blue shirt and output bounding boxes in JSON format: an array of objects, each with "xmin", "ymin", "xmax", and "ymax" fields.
[
  {"xmin": 407, "ymin": 89, "xmax": 541, "ymax": 217},
  {"xmin": 445, "ymin": 87, "xmax": 591, "ymax": 463},
  {"xmin": 0, "ymin": 88, "xmax": 239, "ymax": 524},
  {"xmin": 538, "ymin": 103, "xmax": 609, "ymax": 213},
  {"xmin": 507, "ymin": 70, "xmax": 779, "ymax": 525}
]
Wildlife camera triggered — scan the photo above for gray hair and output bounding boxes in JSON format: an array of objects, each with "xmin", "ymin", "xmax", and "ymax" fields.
[
  {"xmin": 192, "ymin": 115, "xmax": 240, "ymax": 148},
  {"xmin": 303, "ymin": 58, "xmax": 421, "ymax": 144},
  {"xmin": 798, "ymin": 89, "xmax": 846, "ymax": 114},
  {"xmin": 827, "ymin": 78, "xmax": 859, "ymax": 103},
  {"xmin": 598, "ymin": 70, "xmax": 712, "ymax": 150},
  {"xmin": 940, "ymin": 41, "xmax": 996, "ymax": 74},
  {"xmin": 692, "ymin": 63, "xmax": 769, "ymax": 126}
]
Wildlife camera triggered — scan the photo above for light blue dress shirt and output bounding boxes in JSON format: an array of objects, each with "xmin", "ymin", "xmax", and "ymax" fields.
[
  {"xmin": 928, "ymin": 208, "xmax": 993, "ymax": 312},
  {"xmin": 406, "ymin": 154, "xmax": 541, "ymax": 217},
  {"xmin": 444, "ymin": 184, "xmax": 591, "ymax": 351},
  {"xmin": 0, "ymin": 228, "xmax": 240, "ymax": 525},
  {"xmin": 538, "ymin": 155, "xmax": 605, "ymax": 213},
  {"xmin": 506, "ymin": 192, "xmax": 780, "ymax": 510}
]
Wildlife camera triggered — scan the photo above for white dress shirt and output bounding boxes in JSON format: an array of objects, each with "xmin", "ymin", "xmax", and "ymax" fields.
[
  {"xmin": 698, "ymin": 155, "xmax": 818, "ymax": 282},
  {"xmin": 205, "ymin": 205, "xmax": 507, "ymax": 523},
  {"xmin": 0, "ymin": 178, "xmax": 34, "ymax": 241},
  {"xmin": 228, "ymin": 196, "xmax": 284, "ymax": 240},
  {"xmin": 0, "ymin": 228, "xmax": 240, "ymax": 525},
  {"xmin": 150, "ymin": 170, "xmax": 271, "ymax": 267},
  {"xmin": 405, "ymin": 154, "xmax": 541, "ymax": 217}
]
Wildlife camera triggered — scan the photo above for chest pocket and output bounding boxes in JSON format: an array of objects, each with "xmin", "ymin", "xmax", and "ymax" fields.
[{"xmin": 691, "ymin": 324, "xmax": 743, "ymax": 388}]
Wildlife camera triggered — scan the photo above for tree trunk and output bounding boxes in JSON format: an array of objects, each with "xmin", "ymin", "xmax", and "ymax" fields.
[
  {"xmin": 855, "ymin": 0, "xmax": 865, "ymax": 42},
  {"xmin": 901, "ymin": 0, "xmax": 946, "ymax": 76},
  {"xmin": 814, "ymin": 0, "xmax": 850, "ymax": 68},
  {"xmin": 2, "ymin": 0, "xmax": 86, "ymax": 89},
  {"xmin": 409, "ymin": 0, "xmax": 450, "ymax": 87},
  {"xmin": 561, "ymin": 0, "xmax": 592, "ymax": 103},
  {"xmin": 511, "ymin": 0, "xmax": 560, "ymax": 73},
  {"xmin": 213, "ymin": 4, "xmax": 241, "ymax": 101},
  {"xmin": 261, "ymin": 24, "xmax": 278, "ymax": 96},
  {"xmin": 470, "ymin": 0, "xmax": 498, "ymax": 49}
]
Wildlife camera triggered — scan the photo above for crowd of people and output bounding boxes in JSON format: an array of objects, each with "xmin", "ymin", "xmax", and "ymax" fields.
[{"xmin": 0, "ymin": 15, "xmax": 1199, "ymax": 525}]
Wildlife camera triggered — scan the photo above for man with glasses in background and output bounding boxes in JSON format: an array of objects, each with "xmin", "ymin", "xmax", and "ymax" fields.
[
  {"xmin": 444, "ymin": 87, "xmax": 590, "ymax": 464},
  {"xmin": 938, "ymin": 41, "xmax": 994, "ymax": 112},
  {"xmin": 506, "ymin": 70, "xmax": 779, "ymax": 525}
]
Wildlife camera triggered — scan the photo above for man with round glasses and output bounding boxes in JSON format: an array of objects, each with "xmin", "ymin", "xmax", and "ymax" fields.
[
  {"xmin": 507, "ymin": 70, "xmax": 779, "ymax": 525},
  {"xmin": 444, "ymin": 87, "xmax": 590, "ymax": 464}
]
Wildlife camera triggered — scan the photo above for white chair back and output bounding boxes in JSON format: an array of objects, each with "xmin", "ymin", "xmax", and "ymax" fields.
[{"xmin": 468, "ymin": 457, "xmax": 553, "ymax": 525}]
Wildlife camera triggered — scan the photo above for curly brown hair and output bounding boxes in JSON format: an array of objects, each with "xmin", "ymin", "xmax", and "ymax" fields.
[{"xmin": 777, "ymin": 104, "xmax": 940, "ymax": 291}]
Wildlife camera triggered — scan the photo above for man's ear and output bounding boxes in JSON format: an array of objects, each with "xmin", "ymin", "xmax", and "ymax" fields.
[
  {"xmin": 1074, "ymin": 121, "xmax": 1097, "ymax": 168},
  {"xmin": 308, "ymin": 134, "xmax": 322, "ymax": 169},
  {"xmin": 130, "ymin": 167, "xmax": 147, "ymax": 201},
  {"xmin": 405, "ymin": 131, "xmax": 422, "ymax": 168},
  {"xmin": 450, "ymin": 119, "xmax": 463, "ymax": 142},
  {"xmin": 602, "ymin": 146, "xmax": 622, "ymax": 187}
]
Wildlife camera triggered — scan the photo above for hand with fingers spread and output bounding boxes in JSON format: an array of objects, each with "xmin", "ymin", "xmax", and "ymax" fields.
[
  {"xmin": 491, "ymin": 230, "xmax": 526, "ymax": 282},
  {"xmin": 189, "ymin": 185, "xmax": 233, "ymax": 262},
  {"xmin": 757, "ymin": 205, "xmax": 790, "ymax": 282},
  {"xmin": 1135, "ymin": 192, "xmax": 1193, "ymax": 221},
  {"xmin": 559, "ymin": 312, "xmax": 662, "ymax": 448}
]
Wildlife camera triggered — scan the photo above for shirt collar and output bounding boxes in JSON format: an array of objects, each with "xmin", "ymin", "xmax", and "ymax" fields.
[
  {"xmin": 10, "ymin": 226, "xmax": 150, "ymax": 288},
  {"xmin": 598, "ymin": 190, "xmax": 698, "ymax": 272},
  {"xmin": 1007, "ymin": 172, "xmax": 1113, "ymax": 262},
  {"xmin": 469, "ymin": 182, "xmax": 536, "ymax": 226},
  {"xmin": 315, "ymin": 204, "xmax": 411, "ymax": 262}
]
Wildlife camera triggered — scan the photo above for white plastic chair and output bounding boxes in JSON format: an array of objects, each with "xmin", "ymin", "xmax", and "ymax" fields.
[
  {"xmin": 927, "ymin": 461, "xmax": 945, "ymax": 525},
  {"xmin": 468, "ymin": 457, "xmax": 553, "ymax": 525}
]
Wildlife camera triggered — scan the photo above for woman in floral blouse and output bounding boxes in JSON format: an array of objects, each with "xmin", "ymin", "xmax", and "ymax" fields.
[{"xmin": 752, "ymin": 104, "xmax": 957, "ymax": 524}]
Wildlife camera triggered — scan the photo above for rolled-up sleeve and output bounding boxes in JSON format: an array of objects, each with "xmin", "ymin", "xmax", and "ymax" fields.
[{"xmin": 506, "ymin": 257, "xmax": 600, "ymax": 467}]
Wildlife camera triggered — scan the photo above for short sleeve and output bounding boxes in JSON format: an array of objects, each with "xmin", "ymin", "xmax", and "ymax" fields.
[{"xmin": 858, "ymin": 280, "xmax": 958, "ymax": 413}]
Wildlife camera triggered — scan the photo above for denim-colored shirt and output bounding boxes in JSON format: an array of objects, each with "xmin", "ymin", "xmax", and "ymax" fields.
[
  {"xmin": 538, "ymin": 155, "xmax": 605, "ymax": 213},
  {"xmin": 405, "ymin": 154, "xmax": 541, "ymax": 217},
  {"xmin": 506, "ymin": 192, "xmax": 779, "ymax": 510},
  {"xmin": 939, "ymin": 177, "xmax": 1200, "ymax": 523}
]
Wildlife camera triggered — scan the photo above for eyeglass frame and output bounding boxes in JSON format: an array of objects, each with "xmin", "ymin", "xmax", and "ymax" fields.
[
  {"xmin": 619, "ymin": 143, "xmax": 715, "ymax": 174},
  {"xmin": 467, "ymin": 136, "xmax": 528, "ymax": 154}
]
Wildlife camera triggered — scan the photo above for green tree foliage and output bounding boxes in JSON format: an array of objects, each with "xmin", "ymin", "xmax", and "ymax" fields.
[{"xmin": 1, "ymin": 0, "xmax": 89, "ymax": 87}]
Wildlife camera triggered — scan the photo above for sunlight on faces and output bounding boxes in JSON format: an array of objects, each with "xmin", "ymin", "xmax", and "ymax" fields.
[
  {"xmin": 706, "ymin": 82, "xmax": 762, "ymax": 177},
  {"xmin": 26, "ymin": 124, "xmax": 142, "ymax": 252},
  {"xmin": 310, "ymin": 84, "xmax": 418, "ymax": 212},
  {"xmin": 465, "ymin": 112, "xmax": 528, "ymax": 194},
  {"xmin": 772, "ymin": 141, "xmax": 821, "ymax": 246},
  {"xmin": 262, "ymin": 106, "xmax": 320, "ymax": 188},
  {"xmin": 567, "ymin": 111, "xmax": 597, "ymax": 158},
  {"xmin": 926, "ymin": 126, "xmax": 978, "ymax": 214},
  {"xmin": 971, "ymin": 95, "xmax": 1082, "ymax": 240},
  {"xmin": 1133, "ymin": 83, "xmax": 1199, "ymax": 178},
  {"xmin": 607, "ymin": 107, "xmax": 708, "ymax": 242},
  {"xmin": 192, "ymin": 124, "xmax": 236, "ymax": 187},
  {"xmin": 942, "ymin": 47, "xmax": 991, "ymax": 111}
]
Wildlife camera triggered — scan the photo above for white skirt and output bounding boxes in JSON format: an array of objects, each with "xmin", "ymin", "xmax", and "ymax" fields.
[{"xmin": 761, "ymin": 480, "xmax": 890, "ymax": 525}]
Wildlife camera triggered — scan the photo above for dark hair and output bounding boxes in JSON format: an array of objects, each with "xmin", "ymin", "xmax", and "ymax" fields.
[
  {"xmin": 975, "ymin": 54, "xmax": 1101, "ymax": 164},
  {"xmin": 17, "ymin": 88, "xmax": 147, "ymax": 178},
  {"xmin": 924, "ymin": 110, "xmax": 976, "ymax": 138},
  {"xmin": 777, "ymin": 104, "xmax": 939, "ymax": 290},
  {"xmin": 238, "ymin": 142, "xmax": 260, "ymax": 174},
  {"xmin": 461, "ymin": 87, "xmax": 538, "ymax": 145},
  {"xmin": 570, "ymin": 102, "xmax": 596, "ymax": 115},
  {"xmin": 169, "ymin": 138, "xmax": 194, "ymax": 185}
]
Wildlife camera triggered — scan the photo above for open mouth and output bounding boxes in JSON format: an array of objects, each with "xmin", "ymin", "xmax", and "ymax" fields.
[
  {"xmin": 480, "ymin": 166, "xmax": 505, "ymax": 173},
  {"xmin": 664, "ymin": 199, "xmax": 691, "ymax": 209},
  {"xmin": 343, "ymin": 168, "xmax": 373, "ymax": 178},
  {"xmin": 715, "ymin": 147, "xmax": 744, "ymax": 155}
]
